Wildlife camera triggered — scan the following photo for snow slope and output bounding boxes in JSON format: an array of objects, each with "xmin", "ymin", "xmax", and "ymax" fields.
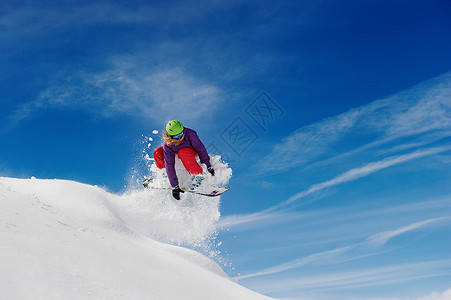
[{"xmin": 0, "ymin": 177, "xmax": 272, "ymax": 300}]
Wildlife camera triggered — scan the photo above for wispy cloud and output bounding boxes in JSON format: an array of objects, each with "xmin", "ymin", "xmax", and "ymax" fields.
[
  {"xmin": 259, "ymin": 71, "xmax": 451, "ymax": 174},
  {"xmin": 222, "ymin": 145, "xmax": 451, "ymax": 229},
  {"xmin": 0, "ymin": 1, "xmax": 235, "ymax": 39},
  {"xmin": 414, "ymin": 287, "xmax": 451, "ymax": 300},
  {"xmin": 277, "ymin": 146, "xmax": 451, "ymax": 209},
  {"xmin": 237, "ymin": 217, "xmax": 448, "ymax": 280},
  {"xmin": 237, "ymin": 246, "xmax": 353, "ymax": 280},
  {"xmin": 2, "ymin": 1, "xmax": 304, "ymax": 129},
  {"xmin": 7, "ymin": 59, "xmax": 223, "ymax": 127},
  {"xmin": 3, "ymin": 1, "xmax": 240, "ymax": 128},
  {"xmin": 365, "ymin": 217, "xmax": 447, "ymax": 247},
  {"xmin": 251, "ymin": 260, "xmax": 451, "ymax": 293},
  {"xmin": 217, "ymin": 210, "xmax": 287, "ymax": 230}
]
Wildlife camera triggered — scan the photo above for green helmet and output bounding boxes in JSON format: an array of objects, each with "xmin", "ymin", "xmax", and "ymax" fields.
[{"xmin": 165, "ymin": 120, "xmax": 184, "ymax": 136}]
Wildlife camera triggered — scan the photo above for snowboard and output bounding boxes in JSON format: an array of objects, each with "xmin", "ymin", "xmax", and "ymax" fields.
[{"xmin": 143, "ymin": 178, "xmax": 229, "ymax": 197}]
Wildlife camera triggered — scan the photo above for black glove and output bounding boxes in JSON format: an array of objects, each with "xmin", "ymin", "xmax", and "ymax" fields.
[
  {"xmin": 172, "ymin": 185, "xmax": 185, "ymax": 200},
  {"xmin": 207, "ymin": 167, "xmax": 215, "ymax": 176}
]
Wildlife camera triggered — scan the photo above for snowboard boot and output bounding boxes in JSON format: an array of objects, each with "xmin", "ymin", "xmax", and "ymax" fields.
[
  {"xmin": 142, "ymin": 177, "xmax": 153, "ymax": 188},
  {"xmin": 189, "ymin": 174, "xmax": 205, "ymax": 191},
  {"xmin": 143, "ymin": 169, "xmax": 168, "ymax": 188}
]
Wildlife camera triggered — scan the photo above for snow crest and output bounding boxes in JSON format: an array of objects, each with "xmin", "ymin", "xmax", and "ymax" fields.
[{"xmin": 0, "ymin": 177, "xmax": 271, "ymax": 300}]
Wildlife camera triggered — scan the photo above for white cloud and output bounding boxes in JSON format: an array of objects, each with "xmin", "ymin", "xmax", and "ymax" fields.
[
  {"xmin": 8, "ymin": 58, "xmax": 222, "ymax": 127},
  {"xmin": 0, "ymin": 1, "xmax": 236, "ymax": 38},
  {"xmin": 223, "ymin": 145, "xmax": 451, "ymax": 228},
  {"xmin": 88, "ymin": 61, "xmax": 222, "ymax": 123},
  {"xmin": 218, "ymin": 211, "xmax": 277, "ymax": 229},
  {"xmin": 237, "ymin": 218, "xmax": 449, "ymax": 280},
  {"xmin": 414, "ymin": 287, "xmax": 451, "ymax": 300},
  {"xmin": 259, "ymin": 71, "xmax": 451, "ymax": 173},
  {"xmin": 277, "ymin": 146, "xmax": 451, "ymax": 210},
  {"xmin": 365, "ymin": 217, "xmax": 448, "ymax": 247},
  {"xmin": 237, "ymin": 246, "xmax": 353, "ymax": 280},
  {"xmin": 0, "ymin": 3, "xmax": 143, "ymax": 39},
  {"xmin": 250, "ymin": 260, "xmax": 451, "ymax": 293},
  {"xmin": 221, "ymin": 196, "xmax": 451, "ymax": 234}
]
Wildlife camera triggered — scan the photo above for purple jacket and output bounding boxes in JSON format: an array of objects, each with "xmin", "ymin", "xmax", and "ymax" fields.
[{"xmin": 163, "ymin": 128, "xmax": 211, "ymax": 187}]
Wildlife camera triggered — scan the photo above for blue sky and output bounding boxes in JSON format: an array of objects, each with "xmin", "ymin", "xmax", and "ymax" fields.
[{"xmin": 1, "ymin": 0, "xmax": 451, "ymax": 299}]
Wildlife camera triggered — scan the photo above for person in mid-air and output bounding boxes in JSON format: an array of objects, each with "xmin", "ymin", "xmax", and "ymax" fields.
[{"xmin": 151, "ymin": 120, "xmax": 215, "ymax": 200}]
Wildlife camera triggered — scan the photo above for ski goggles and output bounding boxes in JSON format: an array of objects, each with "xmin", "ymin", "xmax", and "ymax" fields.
[{"xmin": 170, "ymin": 132, "xmax": 184, "ymax": 140}]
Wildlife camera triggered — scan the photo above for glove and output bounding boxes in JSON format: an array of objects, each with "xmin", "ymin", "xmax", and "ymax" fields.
[
  {"xmin": 207, "ymin": 167, "xmax": 215, "ymax": 176},
  {"xmin": 172, "ymin": 185, "xmax": 185, "ymax": 200}
]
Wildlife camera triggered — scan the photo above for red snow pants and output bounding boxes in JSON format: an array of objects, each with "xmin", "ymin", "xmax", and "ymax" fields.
[{"xmin": 153, "ymin": 146, "xmax": 203, "ymax": 175}]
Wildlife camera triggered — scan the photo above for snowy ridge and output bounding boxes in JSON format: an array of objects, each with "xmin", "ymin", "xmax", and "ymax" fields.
[{"xmin": 0, "ymin": 177, "xmax": 271, "ymax": 299}]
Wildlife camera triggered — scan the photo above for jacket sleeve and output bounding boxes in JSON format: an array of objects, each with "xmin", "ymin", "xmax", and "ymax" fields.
[
  {"xmin": 163, "ymin": 145, "xmax": 179, "ymax": 187},
  {"xmin": 189, "ymin": 130, "xmax": 212, "ymax": 168}
]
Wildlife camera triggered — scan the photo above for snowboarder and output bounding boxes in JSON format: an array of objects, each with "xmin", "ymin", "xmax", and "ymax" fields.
[{"xmin": 152, "ymin": 120, "xmax": 215, "ymax": 200}]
